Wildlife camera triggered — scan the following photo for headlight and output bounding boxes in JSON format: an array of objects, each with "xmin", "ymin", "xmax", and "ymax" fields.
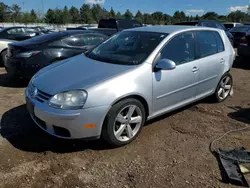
[{"xmin": 49, "ymin": 90, "xmax": 87, "ymax": 110}]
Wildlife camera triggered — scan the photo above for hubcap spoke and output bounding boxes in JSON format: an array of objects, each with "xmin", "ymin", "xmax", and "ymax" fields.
[
  {"xmin": 115, "ymin": 124, "xmax": 126, "ymax": 137},
  {"xmin": 129, "ymin": 116, "xmax": 142, "ymax": 124},
  {"xmin": 218, "ymin": 88, "xmax": 223, "ymax": 96},
  {"xmin": 116, "ymin": 114, "xmax": 127, "ymax": 123},
  {"xmin": 224, "ymin": 85, "xmax": 231, "ymax": 90},
  {"xmin": 224, "ymin": 77, "xmax": 230, "ymax": 85},
  {"xmin": 126, "ymin": 125, "xmax": 133, "ymax": 138},
  {"xmin": 127, "ymin": 106, "xmax": 136, "ymax": 119},
  {"xmin": 222, "ymin": 89, "xmax": 226, "ymax": 98}
]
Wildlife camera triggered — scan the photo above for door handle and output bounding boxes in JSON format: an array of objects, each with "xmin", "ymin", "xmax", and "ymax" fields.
[
  {"xmin": 220, "ymin": 58, "xmax": 225, "ymax": 64},
  {"xmin": 192, "ymin": 67, "xmax": 199, "ymax": 72}
]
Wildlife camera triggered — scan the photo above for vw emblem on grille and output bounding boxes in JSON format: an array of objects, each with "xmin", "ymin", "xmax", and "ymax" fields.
[{"xmin": 30, "ymin": 86, "xmax": 38, "ymax": 98}]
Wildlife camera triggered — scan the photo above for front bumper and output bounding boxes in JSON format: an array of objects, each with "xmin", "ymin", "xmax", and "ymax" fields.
[{"xmin": 26, "ymin": 90, "xmax": 110, "ymax": 139}]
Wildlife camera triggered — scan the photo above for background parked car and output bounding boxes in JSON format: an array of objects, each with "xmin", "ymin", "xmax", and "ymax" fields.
[
  {"xmin": 223, "ymin": 22, "xmax": 242, "ymax": 30},
  {"xmin": 237, "ymin": 30, "xmax": 250, "ymax": 57},
  {"xmin": 31, "ymin": 26, "xmax": 55, "ymax": 34},
  {"xmin": 175, "ymin": 20, "xmax": 234, "ymax": 46},
  {"xmin": 229, "ymin": 25, "xmax": 250, "ymax": 47},
  {"xmin": 5, "ymin": 30, "xmax": 108, "ymax": 79},
  {"xmin": 0, "ymin": 27, "xmax": 41, "ymax": 65},
  {"xmin": 67, "ymin": 18, "xmax": 143, "ymax": 36}
]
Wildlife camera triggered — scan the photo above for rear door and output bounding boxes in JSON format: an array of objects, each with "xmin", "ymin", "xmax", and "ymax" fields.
[
  {"xmin": 152, "ymin": 31, "xmax": 199, "ymax": 114},
  {"xmin": 195, "ymin": 30, "xmax": 226, "ymax": 98}
]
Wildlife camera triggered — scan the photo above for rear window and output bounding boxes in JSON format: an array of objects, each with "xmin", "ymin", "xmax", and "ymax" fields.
[
  {"xmin": 24, "ymin": 32, "xmax": 64, "ymax": 43},
  {"xmin": 118, "ymin": 20, "xmax": 142, "ymax": 29},
  {"xmin": 98, "ymin": 20, "xmax": 117, "ymax": 29},
  {"xmin": 230, "ymin": 27, "xmax": 250, "ymax": 32},
  {"xmin": 224, "ymin": 24, "xmax": 234, "ymax": 29},
  {"xmin": 175, "ymin": 22, "xmax": 198, "ymax": 26}
]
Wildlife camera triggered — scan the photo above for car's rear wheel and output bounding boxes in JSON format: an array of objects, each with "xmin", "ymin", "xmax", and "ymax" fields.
[
  {"xmin": 102, "ymin": 98, "xmax": 146, "ymax": 147},
  {"xmin": 214, "ymin": 73, "xmax": 233, "ymax": 102},
  {"xmin": 0, "ymin": 50, "xmax": 7, "ymax": 66}
]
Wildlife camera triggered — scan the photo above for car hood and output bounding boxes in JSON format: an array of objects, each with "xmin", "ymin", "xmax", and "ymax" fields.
[{"xmin": 33, "ymin": 54, "xmax": 135, "ymax": 95}]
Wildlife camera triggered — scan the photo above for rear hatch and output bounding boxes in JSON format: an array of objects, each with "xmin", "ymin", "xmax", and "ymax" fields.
[{"xmin": 230, "ymin": 26, "xmax": 250, "ymax": 43}]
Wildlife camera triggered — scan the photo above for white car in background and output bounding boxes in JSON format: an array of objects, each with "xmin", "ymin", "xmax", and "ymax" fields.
[{"xmin": 0, "ymin": 39, "xmax": 15, "ymax": 65}]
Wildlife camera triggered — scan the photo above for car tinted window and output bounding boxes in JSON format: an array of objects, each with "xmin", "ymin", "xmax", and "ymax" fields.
[
  {"xmin": 62, "ymin": 35, "xmax": 84, "ymax": 47},
  {"xmin": 7, "ymin": 28, "xmax": 25, "ymax": 34},
  {"xmin": 88, "ymin": 31, "xmax": 167, "ymax": 65},
  {"xmin": 214, "ymin": 32, "xmax": 224, "ymax": 52},
  {"xmin": 201, "ymin": 22, "xmax": 215, "ymax": 28},
  {"xmin": 197, "ymin": 31, "xmax": 221, "ymax": 57},
  {"xmin": 230, "ymin": 27, "xmax": 250, "ymax": 32},
  {"xmin": 24, "ymin": 28, "xmax": 36, "ymax": 33},
  {"xmin": 118, "ymin": 20, "xmax": 142, "ymax": 29},
  {"xmin": 216, "ymin": 23, "xmax": 225, "ymax": 30},
  {"xmin": 224, "ymin": 24, "xmax": 234, "ymax": 29},
  {"xmin": 82, "ymin": 34, "xmax": 107, "ymax": 46},
  {"xmin": 159, "ymin": 32, "xmax": 195, "ymax": 65}
]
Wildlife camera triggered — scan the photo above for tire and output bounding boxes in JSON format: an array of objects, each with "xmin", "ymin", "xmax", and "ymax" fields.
[
  {"xmin": 102, "ymin": 98, "xmax": 146, "ymax": 147},
  {"xmin": 0, "ymin": 50, "xmax": 7, "ymax": 66},
  {"xmin": 213, "ymin": 73, "xmax": 233, "ymax": 103}
]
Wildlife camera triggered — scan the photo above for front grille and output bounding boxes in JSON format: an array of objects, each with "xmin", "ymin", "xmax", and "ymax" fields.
[
  {"xmin": 36, "ymin": 89, "xmax": 52, "ymax": 103},
  {"xmin": 28, "ymin": 84, "xmax": 52, "ymax": 103}
]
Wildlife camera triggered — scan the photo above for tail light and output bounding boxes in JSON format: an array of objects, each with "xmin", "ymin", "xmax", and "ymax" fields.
[
  {"xmin": 240, "ymin": 36, "xmax": 248, "ymax": 46},
  {"xmin": 16, "ymin": 51, "xmax": 40, "ymax": 58}
]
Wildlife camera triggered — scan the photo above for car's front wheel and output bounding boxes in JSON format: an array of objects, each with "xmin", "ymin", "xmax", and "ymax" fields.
[
  {"xmin": 214, "ymin": 73, "xmax": 233, "ymax": 102},
  {"xmin": 102, "ymin": 98, "xmax": 146, "ymax": 147},
  {"xmin": 0, "ymin": 50, "xmax": 7, "ymax": 66}
]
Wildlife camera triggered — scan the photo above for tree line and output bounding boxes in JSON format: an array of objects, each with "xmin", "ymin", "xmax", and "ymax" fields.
[{"xmin": 1, "ymin": 2, "xmax": 250, "ymax": 25}]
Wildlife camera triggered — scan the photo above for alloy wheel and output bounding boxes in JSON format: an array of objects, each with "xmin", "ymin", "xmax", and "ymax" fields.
[
  {"xmin": 217, "ymin": 75, "xmax": 232, "ymax": 100},
  {"xmin": 113, "ymin": 105, "xmax": 143, "ymax": 142}
]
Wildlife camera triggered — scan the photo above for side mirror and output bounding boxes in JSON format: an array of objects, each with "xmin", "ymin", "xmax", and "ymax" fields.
[{"xmin": 155, "ymin": 59, "xmax": 176, "ymax": 71}]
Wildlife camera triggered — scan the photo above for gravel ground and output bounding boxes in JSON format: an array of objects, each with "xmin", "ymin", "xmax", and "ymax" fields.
[{"xmin": 0, "ymin": 56, "xmax": 250, "ymax": 188}]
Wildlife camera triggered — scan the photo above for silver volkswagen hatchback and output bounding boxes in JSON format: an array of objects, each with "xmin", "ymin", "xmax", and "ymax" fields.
[{"xmin": 26, "ymin": 26, "xmax": 235, "ymax": 146}]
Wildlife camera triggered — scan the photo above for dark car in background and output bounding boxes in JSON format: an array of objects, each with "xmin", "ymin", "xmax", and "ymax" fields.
[
  {"xmin": 223, "ymin": 22, "xmax": 242, "ymax": 30},
  {"xmin": 31, "ymin": 26, "xmax": 55, "ymax": 34},
  {"xmin": 67, "ymin": 18, "xmax": 143, "ymax": 36},
  {"xmin": 237, "ymin": 29, "xmax": 250, "ymax": 57},
  {"xmin": 5, "ymin": 30, "xmax": 108, "ymax": 79},
  {"xmin": 229, "ymin": 25, "xmax": 250, "ymax": 47},
  {"xmin": 175, "ymin": 20, "xmax": 234, "ymax": 46},
  {"xmin": 0, "ymin": 26, "xmax": 40, "ymax": 41}
]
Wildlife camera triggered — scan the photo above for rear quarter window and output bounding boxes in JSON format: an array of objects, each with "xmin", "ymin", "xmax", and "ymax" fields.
[{"xmin": 197, "ymin": 31, "xmax": 224, "ymax": 58}]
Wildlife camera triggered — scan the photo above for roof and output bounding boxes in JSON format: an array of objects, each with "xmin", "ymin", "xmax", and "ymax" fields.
[{"xmin": 126, "ymin": 25, "xmax": 205, "ymax": 34}]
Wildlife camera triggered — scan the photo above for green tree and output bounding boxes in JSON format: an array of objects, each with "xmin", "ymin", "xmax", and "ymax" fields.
[
  {"xmin": 22, "ymin": 12, "xmax": 31, "ymax": 25},
  {"xmin": 0, "ymin": 2, "xmax": 10, "ymax": 22},
  {"xmin": 135, "ymin": 10, "xmax": 143, "ymax": 23},
  {"xmin": 80, "ymin": 4, "xmax": 93, "ymax": 24},
  {"xmin": 163, "ymin": 13, "xmax": 171, "ymax": 24},
  {"xmin": 143, "ymin": 13, "xmax": 155, "ymax": 24},
  {"xmin": 69, "ymin": 6, "xmax": 79, "ymax": 24},
  {"xmin": 109, "ymin": 7, "xmax": 116, "ymax": 18},
  {"xmin": 151, "ymin": 11, "xmax": 164, "ymax": 24},
  {"xmin": 30, "ymin": 9, "xmax": 37, "ymax": 22},
  {"xmin": 10, "ymin": 4, "xmax": 21, "ymax": 23},
  {"xmin": 123, "ymin": 9, "xmax": 133, "ymax": 19},
  {"xmin": 92, "ymin": 4, "xmax": 105, "ymax": 23},
  {"xmin": 195, "ymin": 14, "xmax": 200, "ymax": 20},
  {"xmin": 116, "ymin": 11, "xmax": 122, "ymax": 18},
  {"xmin": 202, "ymin": 11, "xmax": 218, "ymax": 20},
  {"xmin": 63, "ymin": 6, "xmax": 72, "ymax": 24},
  {"xmin": 228, "ymin": 11, "xmax": 248, "ymax": 22},
  {"xmin": 45, "ymin": 9, "xmax": 55, "ymax": 24}
]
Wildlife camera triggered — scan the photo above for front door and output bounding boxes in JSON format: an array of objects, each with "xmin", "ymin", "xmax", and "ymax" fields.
[{"xmin": 152, "ymin": 31, "xmax": 199, "ymax": 116}]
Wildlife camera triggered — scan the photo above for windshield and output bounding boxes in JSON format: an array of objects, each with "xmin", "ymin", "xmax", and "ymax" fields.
[
  {"xmin": 224, "ymin": 24, "xmax": 234, "ymax": 29},
  {"xmin": 230, "ymin": 26, "xmax": 250, "ymax": 32},
  {"xmin": 88, "ymin": 31, "xmax": 167, "ymax": 65}
]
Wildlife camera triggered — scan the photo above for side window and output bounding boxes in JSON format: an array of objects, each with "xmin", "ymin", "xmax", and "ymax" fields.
[
  {"xmin": 82, "ymin": 34, "xmax": 107, "ymax": 46},
  {"xmin": 159, "ymin": 32, "xmax": 195, "ymax": 65},
  {"xmin": 201, "ymin": 22, "xmax": 215, "ymax": 28},
  {"xmin": 197, "ymin": 31, "xmax": 218, "ymax": 58},
  {"xmin": 214, "ymin": 32, "xmax": 225, "ymax": 52},
  {"xmin": 62, "ymin": 35, "xmax": 84, "ymax": 47},
  {"xmin": 216, "ymin": 23, "xmax": 225, "ymax": 30}
]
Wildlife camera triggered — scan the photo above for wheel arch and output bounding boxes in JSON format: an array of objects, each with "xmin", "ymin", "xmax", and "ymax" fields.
[{"xmin": 110, "ymin": 94, "xmax": 150, "ymax": 118}]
